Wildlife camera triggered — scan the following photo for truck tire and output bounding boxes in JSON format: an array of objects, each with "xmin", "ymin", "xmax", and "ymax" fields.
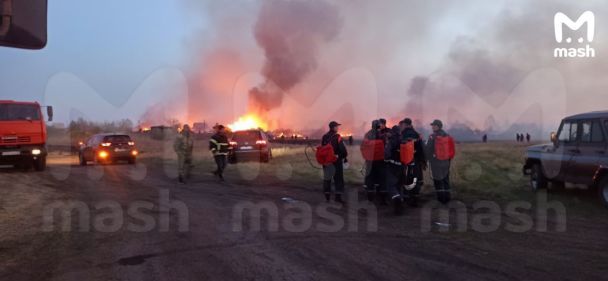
[
  {"xmin": 34, "ymin": 156, "xmax": 47, "ymax": 172},
  {"xmin": 530, "ymin": 163, "xmax": 548, "ymax": 191},
  {"xmin": 599, "ymin": 178, "xmax": 608, "ymax": 208}
]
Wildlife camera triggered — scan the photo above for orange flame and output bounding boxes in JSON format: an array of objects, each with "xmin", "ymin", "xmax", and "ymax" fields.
[{"xmin": 228, "ymin": 114, "xmax": 269, "ymax": 131}]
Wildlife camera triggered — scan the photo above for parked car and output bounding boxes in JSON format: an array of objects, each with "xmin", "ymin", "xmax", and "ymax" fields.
[
  {"xmin": 228, "ymin": 129, "xmax": 272, "ymax": 163},
  {"xmin": 79, "ymin": 134, "xmax": 138, "ymax": 165},
  {"xmin": 523, "ymin": 111, "xmax": 608, "ymax": 207}
]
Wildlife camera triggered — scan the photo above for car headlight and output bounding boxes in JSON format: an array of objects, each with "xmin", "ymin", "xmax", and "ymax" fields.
[
  {"xmin": 98, "ymin": 151, "xmax": 109, "ymax": 158},
  {"xmin": 32, "ymin": 149, "xmax": 42, "ymax": 155}
]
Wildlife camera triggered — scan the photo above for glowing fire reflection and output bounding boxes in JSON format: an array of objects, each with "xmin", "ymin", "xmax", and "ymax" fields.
[{"xmin": 228, "ymin": 114, "xmax": 268, "ymax": 131}]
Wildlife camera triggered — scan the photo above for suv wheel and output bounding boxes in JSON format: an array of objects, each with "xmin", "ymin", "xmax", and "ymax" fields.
[
  {"xmin": 530, "ymin": 164, "xmax": 548, "ymax": 191},
  {"xmin": 599, "ymin": 178, "xmax": 608, "ymax": 208}
]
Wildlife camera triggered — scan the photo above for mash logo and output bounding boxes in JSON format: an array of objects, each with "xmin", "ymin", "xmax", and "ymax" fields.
[{"xmin": 553, "ymin": 11, "xmax": 595, "ymax": 58}]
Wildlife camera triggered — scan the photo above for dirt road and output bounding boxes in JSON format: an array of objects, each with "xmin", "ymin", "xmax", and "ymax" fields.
[{"xmin": 1, "ymin": 154, "xmax": 608, "ymax": 281}]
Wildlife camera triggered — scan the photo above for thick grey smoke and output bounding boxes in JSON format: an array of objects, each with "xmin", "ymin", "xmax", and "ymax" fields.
[
  {"xmin": 178, "ymin": 0, "xmax": 608, "ymax": 134},
  {"xmin": 249, "ymin": 0, "xmax": 342, "ymax": 111}
]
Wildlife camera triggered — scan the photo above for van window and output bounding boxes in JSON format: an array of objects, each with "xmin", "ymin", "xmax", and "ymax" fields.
[
  {"xmin": 581, "ymin": 121, "xmax": 592, "ymax": 142},
  {"xmin": 581, "ymin": 120, "xmax": 605, "ymax": 143},
  {"xmin": 558, "ymin": 121, "xmax": 578, "ymax": 143},
  {"xmin": 591, "ymin": 121, "xmax": 605, "ymax": 143}
]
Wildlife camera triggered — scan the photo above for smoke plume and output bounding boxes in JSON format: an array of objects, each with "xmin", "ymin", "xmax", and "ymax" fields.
[{"xmin": 249, "ymin": 0, "xmax": 342, "ymax": 111}]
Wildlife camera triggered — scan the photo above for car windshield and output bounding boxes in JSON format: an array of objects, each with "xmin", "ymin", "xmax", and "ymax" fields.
[
  {"xmin": 103, "ymin": 135, "xmax": 131, "ymax": 143},
  {"xmin": 0, "ymin": 104, "xmax": 40, "ymax": 121},
  {"xmin": 232, "ymin": 131, "xmax": 261, "ymax": 142}
]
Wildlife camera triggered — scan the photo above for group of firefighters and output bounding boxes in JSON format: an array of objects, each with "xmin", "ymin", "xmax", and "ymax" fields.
[
  {"xmin": 173, "ymin": 124, "xmax": 230, "ymax": 184},
  {"xmin": 172, "ymin": 117, "xmax": 455, "ymax": 214},
  {"xmin": 320, "ymin": 118, "xmax": 454, "ymax": 214}
]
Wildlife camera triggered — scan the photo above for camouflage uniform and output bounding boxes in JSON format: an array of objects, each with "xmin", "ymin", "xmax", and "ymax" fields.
[{"xmin": 174, "ymin": 129, "xmax": 194, "ymax": 181}]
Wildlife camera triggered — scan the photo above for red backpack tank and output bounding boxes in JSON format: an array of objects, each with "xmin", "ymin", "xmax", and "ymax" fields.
[
  {"xmin": 400, "ymin": 140, "xmax": 415, "ymax": 164},
  {"xmin": 316, "ymin": 135, "xmax": 340, "ymax": 165},
  {"xmin": 434, "ymin": 135, "xmax": 455, "ymax": 160},
  {"xmin": 360, "ymin": 139, "xmax": 385, "ymax": 161}
]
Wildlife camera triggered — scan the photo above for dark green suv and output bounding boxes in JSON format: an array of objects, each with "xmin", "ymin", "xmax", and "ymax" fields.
[{"xmin": 523, "ymin": 111, "xmax": 608, "ymax": 207}]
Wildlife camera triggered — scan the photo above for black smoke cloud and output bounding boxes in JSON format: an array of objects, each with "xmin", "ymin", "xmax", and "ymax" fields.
[{"xmin": 249, "ymin": 0, "xmax": 342, "ymax": 111}]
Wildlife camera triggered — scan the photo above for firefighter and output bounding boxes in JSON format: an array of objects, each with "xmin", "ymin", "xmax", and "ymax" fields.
[
  {"xmin": 425, "ymin": 119, "xmax": 452, "ymax": 204},
  {"xmin": 384, "ymin": 125, "xmax": 404, "ymax": 214},
  {"xmin": 174, "ymin": 124, "xmax": 194, "ymax": 184},
  {"xmin": 378, "ymin": 118, "xmax": 390, "ymax": 139},
  {"xmin": 209, "ymin": 124, "xmax": 230, "ymax": 181},
  {"xmin": 400, "ymin": 118, "xmax": 426, "ymax": 207},
  {"xmin": 375, "ymin": 118, "xmax": 390, "ymax": 204},
  {"xmin": 321, "ymin": 121, "xmax": 348, "ymax": 203},
  {"xmin": 363, "ymin": 120, "xmax": 387, "ymax": 204}
]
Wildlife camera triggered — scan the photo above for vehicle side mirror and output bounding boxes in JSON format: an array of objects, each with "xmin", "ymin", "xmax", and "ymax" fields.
[
  {"xmin": 550, "ymin": 132, "xmax": 557, "ymax": 146},
  {"xmin": 46, "ymin": 106, "xmax": 53, "ymax": 122},
  {"xmin": 0, "ymin": 0, "xmax": 47, "ymax": 50}
]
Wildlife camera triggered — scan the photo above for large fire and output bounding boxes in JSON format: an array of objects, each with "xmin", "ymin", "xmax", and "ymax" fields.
[{"xmin": 227, "ymin": 114, "xmax": 269, "ymax": 131}]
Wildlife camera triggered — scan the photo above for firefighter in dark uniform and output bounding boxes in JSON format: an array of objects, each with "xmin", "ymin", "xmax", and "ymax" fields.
[
  {"xmin": 400, "ymin": 118, "xmax": 426, "ymax": 207},
  {"xmin": 384, "ymin": 125, "xmax": 405, "ymax": 214},
  {"xmin": 363, "ymin": 120, "xmax": 383, "ymax": 202},
  {"xmin": 375, "ymin": 118, "xmax": 390, "ymax": 204},
  {"xmin": 322, "ymin": 121, "xmax": 348, "ymax": 203},
  {"xmin": 209, "ymin": 125, "xmax": 230, "ymax": 181},
  {"xmin": 425, "ymin": 119, "xmax": 452, "ymax": 204}
]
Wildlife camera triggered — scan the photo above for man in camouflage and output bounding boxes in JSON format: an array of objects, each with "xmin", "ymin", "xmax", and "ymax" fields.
[{"xmin": 174, "ymin": 124, "xmax": 194, "ymax": 184}]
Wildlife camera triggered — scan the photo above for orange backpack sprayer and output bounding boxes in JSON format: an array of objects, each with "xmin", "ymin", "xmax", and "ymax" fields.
[
  {"xmin": 400, "ymin": 140, "xmax": 415, "ymax": 164},
  {"xmin": 434, "ymin": 135, "xmax": 456, "ymax": 160},
  {"xmin": 360, "ymin": 139, "xmax": 384, "ymax": 161},
  {"xmin": 315, "ymin": 135, "xmax": 340, "ymax": 165}
]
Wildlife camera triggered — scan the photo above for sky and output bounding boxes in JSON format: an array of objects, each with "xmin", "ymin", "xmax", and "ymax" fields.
[
  {"xmin": 1, "ymin": 0, "xmax": 607, "ymax": 136},
  {"xmin": 0, "ymin": 0, "xmax": 191, "ymax": 121}
]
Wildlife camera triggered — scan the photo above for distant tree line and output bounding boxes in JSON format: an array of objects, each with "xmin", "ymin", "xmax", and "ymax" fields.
[{"xmin": 64, "ymin": 118, "xmax": 134, "ymax": 140}]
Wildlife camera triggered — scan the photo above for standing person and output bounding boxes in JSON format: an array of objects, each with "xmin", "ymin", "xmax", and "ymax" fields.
[
  {"xmin": 482, "ymin": 134, "xmax": 487, "ymax": 143},
  {"xmin": 348, "ymin": 135, "xmax": 354, "ymax": 146},
  {"xmin": 174, "ymin": 124, "xmax": 194, "ymax": 184},
  {"xmin": 425, "ymin": 120, "xmax": 452, "ymax": 204},
  {"xmin": 526, "ymin": 133, "xmax": 531, "ymax": 143},
  {"xmin": 209, "ymin": 125, "xmax": 230, "ymax": 181},
  {"xmin": 363, "ymin": 120, "xmax": 384, "ymax": 203},
  {"xmin": 400, "ymin": 118, "xmax": 426, "ymax": 207},
  {"xmin": 385, "ymin": 125, "xmax": 405, "ymax": 214},
  {"xmin": 375, "ymin": 118, "xmax": 390, "ymax": 204},
  {"xmin": 321, "ymin": 121, "xmax": 348, "ymax": 203},
  {"xmin": 378, "ymin": 118, "xmax": 390, "ymax": 139}
]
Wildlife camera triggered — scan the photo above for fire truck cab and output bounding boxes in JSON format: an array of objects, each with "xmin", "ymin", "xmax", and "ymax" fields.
[{"xmin": 0, "ymin": 100, "xmax": 52, "ymax": 171}]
